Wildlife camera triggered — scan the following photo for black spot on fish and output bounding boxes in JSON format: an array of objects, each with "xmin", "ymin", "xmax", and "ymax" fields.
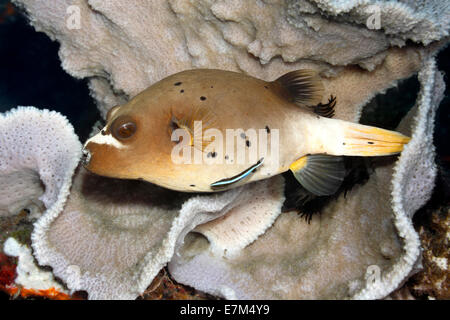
[
  {"xmin": 368, "ymin": 141, "xmax": 374, "ymax": 144},
  {"xmin": 240, "ymin": 132, "xmax": 246, "ymax": 139},
  {"xmin": 246, "ymin": 140, "xmax": 251, "ymax": 147},
  {"xmin": 207, "ymin": 152, "xmax": 212, "ymax": 158},
  {"xmin": 211, "ymin": 151, "xmax": 217, "ymax": 158},
  {"xmin": 200, "ymin": 96, "xmax": 206, "ymax": 101},
  {"xmin": 225, "ymin": 155, "xmax": 229, "ymax": 160},
  {"xmin": 180, "ymin": 89, "xmax": 184, "ymax": 93},
  {"xmin": 343, "ymin": 142, "xmax": 346, "ymax": 145},
  {"xmin": 190, "ymin": 184, "xmax": 195, "ymax": 187},
  {"xmin": 210, "ymin": 85, "xmax": 214, "ymax": 88},
  {"xmin": 174, "ymin": 82, "xmax": 182, "ymax": 86},
  {"xmin": 264, "ymin": 85, "xmax": 268, "ymax": 89},
  {"xmin": 265, "ymin": 125, "xmax": 270, "ymax": 133}
]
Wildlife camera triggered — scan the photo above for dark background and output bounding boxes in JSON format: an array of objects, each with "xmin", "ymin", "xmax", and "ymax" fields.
[{"xmin": 0, "ymin": 0, "xmax": 98, "ymax": 142}]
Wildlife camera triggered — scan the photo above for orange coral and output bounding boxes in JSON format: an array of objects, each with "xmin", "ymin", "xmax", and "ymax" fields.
[
  {"xmin": 0, "ymin": 251, "xmax": 75, "ymax": 300},
  {"xmin": 0, "ymin": 285, "xmax": 73, "ymax": 300}
]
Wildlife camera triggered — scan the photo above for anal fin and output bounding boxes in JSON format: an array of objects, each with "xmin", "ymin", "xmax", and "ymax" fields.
[{"xmin": 289, "ymin": 154, "xmax": 345, "ymax": 196}]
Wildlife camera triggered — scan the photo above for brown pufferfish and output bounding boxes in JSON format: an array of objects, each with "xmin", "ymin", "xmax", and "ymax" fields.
[{"xmin": 83, "ymin": 69, "xmax": 410, "ymax": 196}]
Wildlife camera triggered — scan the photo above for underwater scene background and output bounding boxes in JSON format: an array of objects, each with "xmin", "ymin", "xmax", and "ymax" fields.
[{"xmin": 0, "ymin": 0, "xmax": 448, "ymax": 300}]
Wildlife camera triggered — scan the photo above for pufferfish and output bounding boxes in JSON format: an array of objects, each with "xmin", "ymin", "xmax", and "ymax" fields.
[{"xmin": 82, "ymin": 69, "xmax": 410, "ymax": 196}]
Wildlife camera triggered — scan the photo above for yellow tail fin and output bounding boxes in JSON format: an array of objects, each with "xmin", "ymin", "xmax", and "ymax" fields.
[{"xmin": 342, "ymin": 123, "xmax": 410, "ymax": 156}]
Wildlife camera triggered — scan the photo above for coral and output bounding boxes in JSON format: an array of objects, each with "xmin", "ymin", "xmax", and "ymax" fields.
[
  {"xmin": 12, "ymin": 0, "xmax": 446, "ymax": 117},
  {"xmin": 354, "ymin": 56, "xmax": 444, "ymax": 299},
  {"xmin": 0, "ymin": 251, "xmax": 16, "ymax": 287},
  {"xmin": 410, "ymin": 206, "xmax": 449, "ymax": 299},
  {"xmin": 6, "ymin": 0, "xmax": 449, "ymax": 299},
  {"xmin": 0, "ymin": 107, "xmax": 82, "ymax": 217},
  {"xmin": 3, "ymin": 237, "xmax": 67, "ymax": 294},
  {"xmin": 194, "ymin": 175, "xmax": 285, "ymax": 258},
  {"xmin": 0, "ymin": 208, "xmax": 33, "ymax": 247},
  {"xmin": 288, "ymin": 1, "xmax": 449, "ymax": 46},
  {"xmin": 31, "ymin": 167, "xmax": 284, "ymax": 299},
  {"xmin": 0, "ymin": 170, "xmax": 44, "ymax": 218},
  {"xmin": 3, "ymin": 286, "xmax": 73, "ymax": 300},
  {"xmin": 139, "ymin": 267, "xmax": 216, "ymax": 300},
  {"xmin": 0, "ymin": 107, "xmax": 81, "ymax": 297},
  {"xmin": 1, "ymin": 238, "xmax": 72, "ymax": 300},
  {"xmin": 0, "ymin": 239, "xmax": 76, "ymax": 300}
]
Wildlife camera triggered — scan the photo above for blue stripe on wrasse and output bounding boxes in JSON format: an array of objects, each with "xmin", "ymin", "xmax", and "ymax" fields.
[{"xmin": 210, "ymin": 158, "xmax": 264, "ymax": 189}]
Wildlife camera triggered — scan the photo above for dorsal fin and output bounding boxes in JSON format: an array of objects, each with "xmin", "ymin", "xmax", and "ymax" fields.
[
  {"xmin": 311, "ymin": 95, "xmax": 336, "ymax": 118},
  {"xmin": 274, "ymin": 69, "xmax": 324, "ymax": 107}
]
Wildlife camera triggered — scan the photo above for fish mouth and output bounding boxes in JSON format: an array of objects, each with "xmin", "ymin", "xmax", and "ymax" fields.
[{"xmin": 81, "ymin": 147, "xmax": 91, "ymax": 167}]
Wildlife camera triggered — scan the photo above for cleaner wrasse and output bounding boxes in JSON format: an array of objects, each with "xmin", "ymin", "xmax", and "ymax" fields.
[{"xmin": 83, "ymin": 69, "xmax": 410, "ymax": 195}]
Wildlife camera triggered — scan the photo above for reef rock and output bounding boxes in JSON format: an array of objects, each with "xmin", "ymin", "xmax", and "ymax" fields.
[{"xmin": 12, "ymin": 0, "xmax": 448, "ymax": 117}]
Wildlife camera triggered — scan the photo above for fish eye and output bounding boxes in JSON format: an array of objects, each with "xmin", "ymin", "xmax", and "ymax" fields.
[{"xmin": 111, "ymin": 116, "xmax": 137, "ymax": 140}]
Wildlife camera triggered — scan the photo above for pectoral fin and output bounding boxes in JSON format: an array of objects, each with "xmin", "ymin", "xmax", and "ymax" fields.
[{"xmin": 289, "ymin": 155, "xmax": 345, "ymax": 196}]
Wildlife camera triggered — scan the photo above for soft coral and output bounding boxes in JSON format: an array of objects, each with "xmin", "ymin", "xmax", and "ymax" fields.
[{"xmin": 0, "ymin": 251, "xmax": 17, "ymax": 287}]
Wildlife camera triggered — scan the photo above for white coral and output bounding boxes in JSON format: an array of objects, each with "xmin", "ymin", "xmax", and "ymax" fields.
[
  {"xmin": 3, "ymin": 237, "xmax": 67, "ymax": 293},
  {"xmin": 0, "ymin": 107, "xmax": 81, "ymax": 217}
]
